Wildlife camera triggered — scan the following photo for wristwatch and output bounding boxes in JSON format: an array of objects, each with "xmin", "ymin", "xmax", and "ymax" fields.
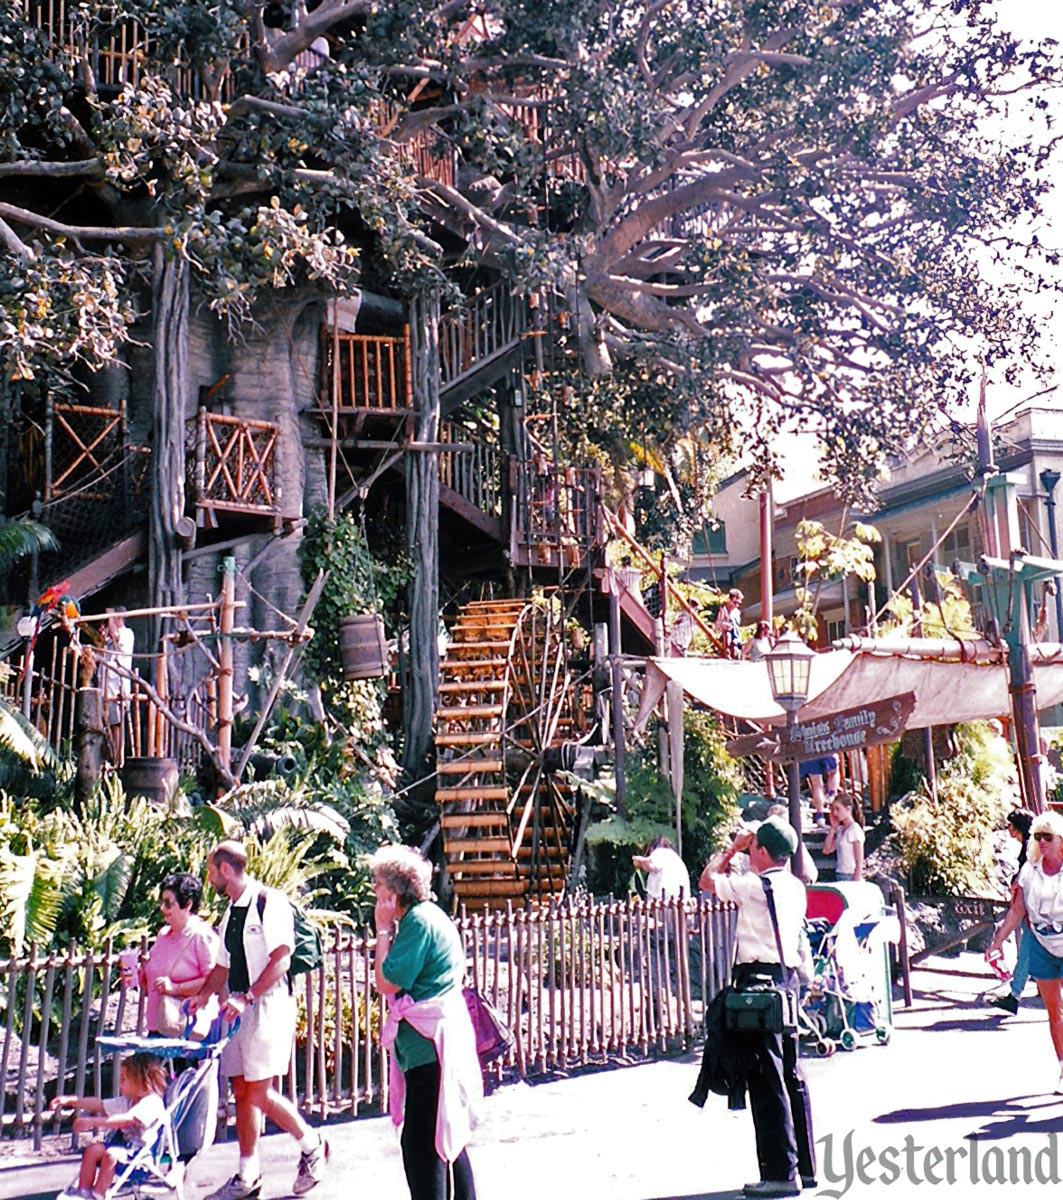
[{"xmin": 239, "ymin": 990, "xmax": 255, "ymax": 1007}]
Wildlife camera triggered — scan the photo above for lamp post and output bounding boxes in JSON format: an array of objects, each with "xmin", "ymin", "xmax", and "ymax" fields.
[
  {"xmin": 766, "ymin": 632, "xmax": 816, "ymax": 850},
  {"xmin": 1040, "ymin": 469, "xmax": 1063, "ymax": 640}
]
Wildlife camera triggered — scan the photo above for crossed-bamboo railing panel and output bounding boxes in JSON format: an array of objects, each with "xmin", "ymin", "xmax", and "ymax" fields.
[
  {"xmin": 0, "ymin": 896, "xmax": 735, "ymax": 1143},
  {"xmin": 192, "ymin": 410, "xmax": 281, "ymax": 527},
  {"xmin": 46, "ymin": 402, "xmax": 125, "ymax": 502}
]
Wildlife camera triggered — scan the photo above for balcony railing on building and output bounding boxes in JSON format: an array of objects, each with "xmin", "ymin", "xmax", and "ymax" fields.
[
  {"xmin": 191, "ymin": 409, "xmax": 281, "ymax": 530},
  {"xmin": 319, "ymin": 328, "xmax": 413, "ymax": 418},
  {"xmin": 511, "ymin": 459, "xmax": 603, "ymax": 569}
]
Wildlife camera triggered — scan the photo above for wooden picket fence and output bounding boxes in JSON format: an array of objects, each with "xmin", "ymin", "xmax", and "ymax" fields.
[{"xmin": 0, "ymin": 895, "xmax": 736, "ymax": 1145}]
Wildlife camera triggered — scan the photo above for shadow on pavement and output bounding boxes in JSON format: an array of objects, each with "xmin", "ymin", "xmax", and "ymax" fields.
[{"xmin": 875, "ymin": 1094, "xmax": 1063, "ymax": 1140}]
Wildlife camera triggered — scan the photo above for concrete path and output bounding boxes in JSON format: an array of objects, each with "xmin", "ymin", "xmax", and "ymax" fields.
[{"xmin": 4, "ymin": 954, "xmax": 1062, "ymax": 1200}]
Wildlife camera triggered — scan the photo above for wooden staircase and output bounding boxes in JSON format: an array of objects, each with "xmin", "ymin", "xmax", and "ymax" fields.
[{"xmin": 435, "ymin": 598, "xmax": 578, "ymax": 910}]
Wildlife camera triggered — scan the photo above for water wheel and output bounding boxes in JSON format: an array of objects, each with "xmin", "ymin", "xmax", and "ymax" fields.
[{"xmin": 435, "ymin": 598, "xmax": 580, "ymax": 909}]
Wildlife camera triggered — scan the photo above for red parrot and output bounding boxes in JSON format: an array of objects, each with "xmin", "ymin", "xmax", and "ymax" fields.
[{"xmin": 19, "ymin": 582, "xmax": 79, "ymax": 681}]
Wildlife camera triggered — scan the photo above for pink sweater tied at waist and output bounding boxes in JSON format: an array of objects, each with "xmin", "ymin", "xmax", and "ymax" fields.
[{"xmin": 381, "ymin": 990, "xmax": 484, "ymax": 1162}]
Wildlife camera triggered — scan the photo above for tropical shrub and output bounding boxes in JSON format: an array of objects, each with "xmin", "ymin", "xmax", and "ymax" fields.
[
  {"xmin": 585, "ymin": 708, "xmax": 740, "ymax": 896},
  {"xmin": 890, "ymin": 722, "xmax": 1018, "ymax": 896}
]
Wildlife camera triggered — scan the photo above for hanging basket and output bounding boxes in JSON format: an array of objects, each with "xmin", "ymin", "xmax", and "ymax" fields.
[
  {"xmin": 120, "ymin": 757, "xmax": 179, "ymax": 807},
  {"xmin": 339, "ymin": 614, "xmax": 388, "ymax": 680}
]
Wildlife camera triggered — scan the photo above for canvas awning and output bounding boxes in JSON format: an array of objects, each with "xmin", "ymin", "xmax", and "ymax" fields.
[{"xmin": 635, "ymin": 640, "xmax": 1063, "ymax": 732}]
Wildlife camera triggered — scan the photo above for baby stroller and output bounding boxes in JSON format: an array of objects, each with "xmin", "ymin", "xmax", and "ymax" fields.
[
  {"xmin": 57, "ymin": 1021, "xmax": 228, "ymax": 1200},
  {"xmin": 799, "ymin": 912, "xmax": 892, "ymax": 1054}
]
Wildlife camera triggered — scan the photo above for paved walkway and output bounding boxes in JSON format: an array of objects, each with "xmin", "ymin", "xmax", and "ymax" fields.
[{"xmin": 4, "ymin": 954, "xmax": 1063, "ymax": 1200}]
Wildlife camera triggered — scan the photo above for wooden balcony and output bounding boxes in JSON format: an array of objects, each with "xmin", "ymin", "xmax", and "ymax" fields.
[
  {"xmin": 22, "ymin": 0, "xmax": 227, "ymax": 99},
  {"xmin": 192, "ymin": 409, "xmax": 281, "ymax": 529},
  {"xmin": 510, "ymin": 460, "xmax": 603, "ymax": 570},
  {"xmin": 45, "ymin": 399, "xmax": 125, "ymax": 501},
  {"xmin": 320, "ymin": 327, "xmax": 413, "ymax": 418}
]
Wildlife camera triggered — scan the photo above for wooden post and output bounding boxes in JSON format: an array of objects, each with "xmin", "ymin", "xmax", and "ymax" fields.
[
  {"xmin": 608, "ymin": 569, "xmax": 628, "ymax": 819},
  {"xmin": 75, "ymin": 668, "xmax": 105, "ymax": 814},
  {"xmin": 217, "ymin": 557, "xmax": 236, "ymax": 778}
]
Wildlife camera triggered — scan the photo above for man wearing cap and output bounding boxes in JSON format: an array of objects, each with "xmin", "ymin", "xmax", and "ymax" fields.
[{"xmin": 700, "ymin": 818, "xmax": 816, "ymax": 1198}]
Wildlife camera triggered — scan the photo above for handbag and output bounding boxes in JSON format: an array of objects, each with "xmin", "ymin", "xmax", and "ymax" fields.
[
  {"xmin": 723, "ymin": 875, "xmax": 797, "ymax": 1034},
  {"xmin": 156, "ymin": 993, "xmax": 188, "ymax": 1038},
  {"xmin": 463, "ymin": 986, "xmax": 515, "ymax": 1065}
]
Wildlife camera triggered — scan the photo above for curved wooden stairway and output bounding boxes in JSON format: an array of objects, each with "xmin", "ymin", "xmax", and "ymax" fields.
[{"xmin": 435, "ymin": 598, "xmax": 578, "ymax": 910}]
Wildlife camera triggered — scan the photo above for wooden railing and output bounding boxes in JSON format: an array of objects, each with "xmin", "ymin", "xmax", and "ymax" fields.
[
  {"xmin": 192, "ymin": 410, "xmax": 281, "ymax": 527},
  {"xmin": 1, "ymin": 643, "xmax": 212, "ymax": 772},
  {"xmin": 512, "ymin": 459, "xmax": 604, "ymax": 568},
  {"xmin": 439, "ymin": 282, "xmax": 529, "ymax": 393},
  {"xmin": 44, "ymin": 400, "xmax": 125, "ymax": 502},
  {"xmin": 0, "ymin": 896, "xmax": 736, "ymax": 1142},
  {"xmin": 438, "ymin": 420, "xmax": 502, "ymax": 518},
  {"xmin": 320, "ymin": 328, "xmax": 412, "ymax": 414},
  {"xmin": 601, "ymin": 506, "xmax": 722, "ymax": 654}
]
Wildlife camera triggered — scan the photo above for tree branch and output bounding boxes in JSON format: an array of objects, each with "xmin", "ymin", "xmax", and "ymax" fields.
[
  {"xmin": 0, "ymin": 159, "xmax": 103, "ymax": 180},
  {"xmin": 0, "ymin": 202, "xmax": 167, "ymax": 244}
]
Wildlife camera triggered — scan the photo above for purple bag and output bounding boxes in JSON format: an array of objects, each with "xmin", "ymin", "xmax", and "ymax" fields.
[{"xmin": 463, "ymin": 986, "xmax": 514, "ymax": 1066}]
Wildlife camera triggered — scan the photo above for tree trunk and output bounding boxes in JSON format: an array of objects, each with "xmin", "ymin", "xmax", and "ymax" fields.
[
  {"xmin": 148, "ymin": 251, "xmax": 190, "ymax": 649},
  {"xmin": 75, "ymin": 686, "xmax": 104, "ymax": 811},
  {"xmin": 401, "ymin": 290, "xmax": 441, "ymax": 832}
]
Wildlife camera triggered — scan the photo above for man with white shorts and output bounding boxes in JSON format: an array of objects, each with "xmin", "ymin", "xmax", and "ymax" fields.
[{"xmin": 190, "ymin": 841, "xmax": 328, "ymax": 1200}]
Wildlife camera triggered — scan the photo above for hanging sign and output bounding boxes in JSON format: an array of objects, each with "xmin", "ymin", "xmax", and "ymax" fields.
[{"xmin": 726, "ymin": 692, "xmax": 917, "ymax": 762}]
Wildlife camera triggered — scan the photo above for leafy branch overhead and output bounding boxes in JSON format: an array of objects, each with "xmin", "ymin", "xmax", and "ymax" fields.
[{"xmin": 1, "ymin": 0, "xmax": 1060, "ymax": 494}]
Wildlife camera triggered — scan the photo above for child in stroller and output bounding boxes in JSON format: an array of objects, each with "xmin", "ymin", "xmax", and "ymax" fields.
[{"xmin": 51, "ymin": 1052, "xmax": 167, "ymax": 1200}]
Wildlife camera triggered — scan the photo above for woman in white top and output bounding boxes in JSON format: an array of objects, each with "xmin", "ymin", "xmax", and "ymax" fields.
[
  {"xmin": 989, "ymin": 810, "xmax": 1063, "ymax": 1092},
  {"xmin": 822, "ymin": 794, "xmax": 864, "ymax": 882}
]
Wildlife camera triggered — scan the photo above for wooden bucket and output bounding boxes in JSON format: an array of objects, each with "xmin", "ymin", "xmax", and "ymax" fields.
[
  {"xmin": 121, "ymin": 756, "xmax": 179, "ymax": 806},
  {"xmin": 339, "ymin": 614, "xmax": 388, "ymax": 680}
]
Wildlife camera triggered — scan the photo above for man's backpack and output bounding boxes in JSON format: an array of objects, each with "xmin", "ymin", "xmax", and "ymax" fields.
[{"xmin": 256, "ymin": 890, "xmax": 323, "ymax": 980}]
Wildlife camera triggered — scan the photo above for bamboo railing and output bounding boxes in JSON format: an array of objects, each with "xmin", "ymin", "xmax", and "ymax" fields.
[
  {"xmin": 320, "ymin": 328, "xmax": 413, "ymax": 414},
  {"xmin": 439, "ymin": 282, "xmax": 529, "ymax": 393},
  {"xmin": 192, "ymin": 410, "xmax": 281, "ymax": 527},
  {"xmin": 1, "ymin": 643, "xmax": 211, "ymax": 771},
  {"xmin": 438, "ymin": 421, "xmax": 502, "ymax": 518},
  {"xmin": 0, "ymin": 896, "xmax": 736, "ymax": 1142}
]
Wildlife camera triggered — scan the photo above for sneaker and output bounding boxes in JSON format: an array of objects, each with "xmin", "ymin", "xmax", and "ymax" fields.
[
  {"xmin": 293, "ymin": 1138, "xmax": 330, "ymax": 1195},
  {"xmin": 989, "ymin": 994, "xmax": 1019, "ymax": 1016},
  {"xmin": 205, "ymin": 1175, "xmax": 262, "ymax": 1200},
  {"xmin": 744, "ymin": 1182, "xmax": 800, "ymax": 1198},
  {"xmin": 812, "ymin": 813, "xmax": 827, "ymax": 827}
]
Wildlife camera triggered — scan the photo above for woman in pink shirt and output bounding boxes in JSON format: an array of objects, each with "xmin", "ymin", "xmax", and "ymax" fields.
[{"xmin": 138, "ymin": 873, "xmax": 218, "ymax": 1035}]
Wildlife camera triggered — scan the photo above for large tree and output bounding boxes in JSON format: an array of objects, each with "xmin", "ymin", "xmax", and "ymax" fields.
[{"xmin": 0, "ymin": 0, "xmax": 1059, "ymax": 506}]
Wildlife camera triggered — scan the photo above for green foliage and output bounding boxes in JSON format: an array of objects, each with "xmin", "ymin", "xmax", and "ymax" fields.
[
  {"xmin": 890, "ymin": 723, "xmax": 1018, "ymax": 896},
  {"xmin": 585, "ymin": 708, "xmax": 740, "ymax": 896},
  {"xmin": 793, "ymin": 519, "xmax": 880, "ymax": 644}
]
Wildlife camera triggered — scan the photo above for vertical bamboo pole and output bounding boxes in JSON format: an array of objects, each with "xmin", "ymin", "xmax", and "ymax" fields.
[
  {"xmin": 328, "ymin": 301, "xmax": 339, "ymax": 520},
  {"xmin": 32, "ymin": 951, "xmax": 57, "ymax": 1149},
  {"xmin": 217, "ymin": 558, "xmax": 235, "ymax": 777}
]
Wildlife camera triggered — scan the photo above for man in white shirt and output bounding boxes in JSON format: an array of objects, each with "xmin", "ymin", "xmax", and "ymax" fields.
[
  {"xmin": 633, "ymin": 836, "xmax": 691, "ymax": 900},
  {"xmin": 190, "ymin": 841, "xmax": 328, "ymax": 1200},
  {"xmin": 103, "ymin": 607, "xmax": 135, "ymax": 760},
  {"xmin": 700, "ymin": 818, "xmax": 816, "ymax": 1199}
]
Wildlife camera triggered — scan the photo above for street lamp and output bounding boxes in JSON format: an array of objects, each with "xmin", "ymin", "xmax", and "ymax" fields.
[{"xmin": 766, "ymin": 632, "xmax": 816, "ymax": 849}]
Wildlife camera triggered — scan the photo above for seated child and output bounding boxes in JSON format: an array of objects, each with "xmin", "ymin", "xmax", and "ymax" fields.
[{"xmin": 51, "ymin": 1052, "xmax": 167, "ymax": 1200}]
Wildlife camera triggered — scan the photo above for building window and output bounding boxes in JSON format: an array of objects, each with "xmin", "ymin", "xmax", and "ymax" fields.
[
  {"xmin": 825, "ymin": 617, "xmax": 846, "ymax": 645},
  {"xmin": 692, "ymin": 521, "xmax": 726, "ymax": 556},
  {"xmin": 941, "ymin": 523, "xmax": 971, "ymax": 564}
]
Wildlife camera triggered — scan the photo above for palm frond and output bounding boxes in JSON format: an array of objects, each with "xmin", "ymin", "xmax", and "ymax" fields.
[
  {"xmin": 0, "ymin": 520, "xmax": 57, "ymax": 568},
  {"xmin": 0, "ymin": 701, "xmax": 56, "ymax": 771}
]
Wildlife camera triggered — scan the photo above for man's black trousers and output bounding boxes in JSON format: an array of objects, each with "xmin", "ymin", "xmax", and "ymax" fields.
[{"xmin": 733, "ymin": 962, "xmax": 816, "ymax": 1184}]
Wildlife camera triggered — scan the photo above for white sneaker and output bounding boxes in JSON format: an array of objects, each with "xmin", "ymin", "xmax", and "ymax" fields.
[
  {"xmin": 292, "ymin": 1138, "xmax": 330, "ymax": 1195},
  {"xmin": 205, "ymin": 1175, "xmax": 262, "ymax": 1200}
]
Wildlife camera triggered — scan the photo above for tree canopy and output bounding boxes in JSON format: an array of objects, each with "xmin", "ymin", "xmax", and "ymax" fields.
[{"xmin": 1, "ymin": 0, "xmax": 1060, "ymax": 501}]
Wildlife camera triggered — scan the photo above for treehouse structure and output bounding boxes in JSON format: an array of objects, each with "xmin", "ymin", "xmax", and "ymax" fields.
[{"xmin": 0, "ymin": 1, "xmax": 721, "ymax": 905}]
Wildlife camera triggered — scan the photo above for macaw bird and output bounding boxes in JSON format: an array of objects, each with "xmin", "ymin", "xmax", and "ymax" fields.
[{"xmin": 19, "ymin": 582, "xmax": 79, "ymax": 681}]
